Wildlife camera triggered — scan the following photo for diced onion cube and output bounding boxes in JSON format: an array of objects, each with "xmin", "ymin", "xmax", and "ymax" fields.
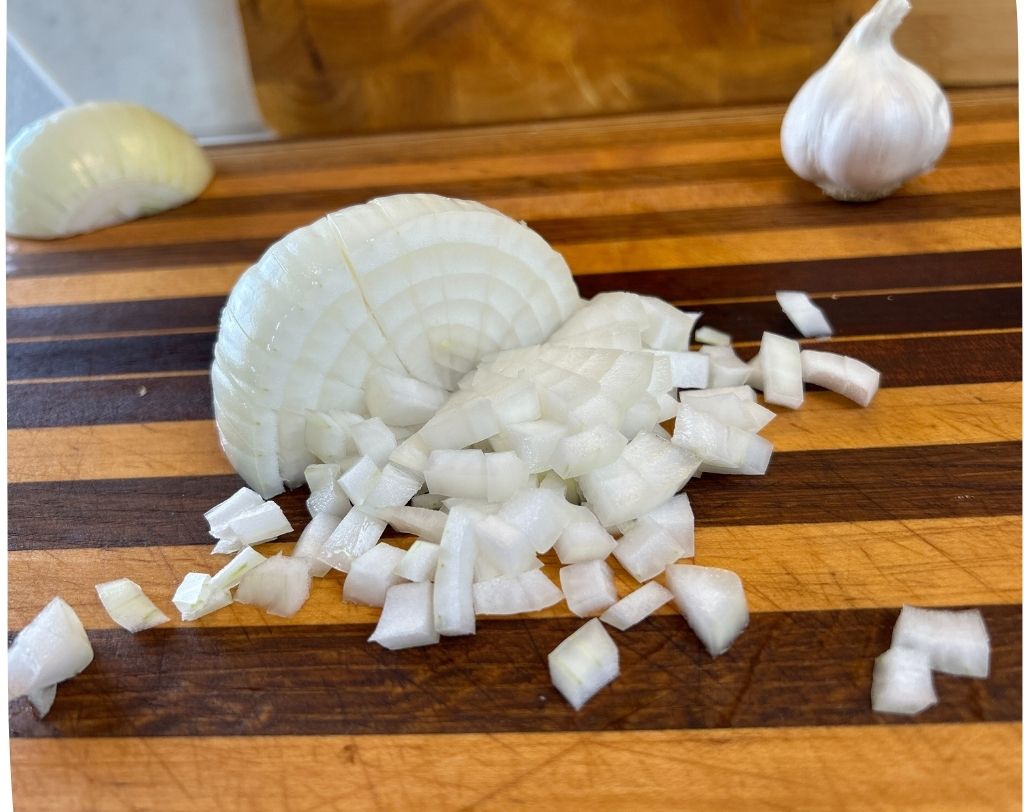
[
  {"xmin": 871, "ymin": 646, "xmax": 938, "ymax": 715},
  {"xmin": 204, "ymin": 487, "xmax": 264, "ymax": 538},
  {"xmin": 497, "ymin": 488, "xmax": 575, "ymax": 553},
  {"xmin": 364, "ymin": 367, "xmax": 447, "ymax": 427},
  {"xmin": 8, "ymin": 597, "xmax": 94, "ymax": 701},
  {"xmin": 366, "ymin": 505, "xmax": 446, "ymax": 543},
  {"xmin": 222, "ymin": 501, "xmax": 293, "ymax": 549},
  {"xmin": 342, "ymin": 543, "xmax": 406, "ymax": 607},
  {"xmin": 395, "ymin": 540, "xmax": 441, "ymax": 582},
  {"xmin": 759, "ymin": 332, "xmax": 804, "ymax": 409},
  {"xmin": 502, "ymin": 419, "xmax": 568, "ymax": 474},
  {"xmin": 473, "ymin": 570, "xmax": 563, "ymax": 615},
  {"xmin": 600, "ymin": 582, "xmax": 674, "ymax": 631},
  {"xmin": 424, "ymin": 449, "xmax": 486, "ymax": 499},
  {"xmin": 293, "ymin": 512, "xmax": 341, "ymax": 576},
  {"xmin": 172, "ymin": 573, "xmax": 232, "ymax": 621},
  {"xmin": 700, "ymin": 345, "xmax": 751, "ymax": 388},
  {"xmin": 475, "ymin": 513, "xmax": 540, "ymax": 576},
  {"xmin": 485, "ymin": 452, "xmax": 530, "ymax": 502},
  {"xmin": 210, "ymin": 546, "xmax": 267, "ymax": 591},
  {"xmin": 95, "ymin": 578, "xmax": 169, "ymax": 633},
  {"xmin": 548, "ymin": 618, "xmax": 619, "ymax": 710},
  {"xmin": 235, "ymin": 553, "xmax": 311, "ymax": 618},
  {"xmin": 560, "ymin": 559, "xmax": 618, "ymax": 617},
  {"xmin": 642, "ymin": 495, "xmax": 695, "ymax": 558},
  {"xmin": 364, "ymin": 463, "xmax": 423, "ymax": 508},
  {"xmin": 639, "ymin": 297, "xmax": 700, "ymax": 351},
  {"xmin": 369, "ymin": 582, "xmax": 440, "ymax": 650},
  {"xmin": 891, "ymin": 605, "xmax": 990, "ymax": 678},
  {"xmin": 338, "ymin": 456, "xmax": 382, "ymax": 506},
  {"xmin": 433, "ymin": 506, "xmax": 478, "ymax": 636},
  {"xmin": 419, "ymin": 399, "xmax": 500, "ymax": 450},
  {"xmin": 317, "ymin": 508, "xmax": 387, "ymax": 572},
  {"xmin": 550, "ymin": 425, "xmax": 628, "ymax": 479},
  {"xmin": 554, "ymin": 513, "xmax": 618, "ymax": 564},
  {"xmin": 776, "ymin": 290, "xmax": 833, "ymax": 338},
  {"xmin": 695, "ymin": 326, "xmax": 731, "ymax": 346},
  {"xmin": 613, "ymin": 518, "xmax": 684, "ymax": 581},
  {"xmin": 665, "ymin": 564, "xmax": 749, "ymax": 657},
  {"xmin": 350, "ymin": 417, "xmax": 398, "ymax": 467}
]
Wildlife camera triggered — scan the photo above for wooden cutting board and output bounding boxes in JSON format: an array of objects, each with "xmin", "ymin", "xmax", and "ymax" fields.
[{"xmin": 7, "ymin": 87, "xmax": 1021, "ymax": 811}]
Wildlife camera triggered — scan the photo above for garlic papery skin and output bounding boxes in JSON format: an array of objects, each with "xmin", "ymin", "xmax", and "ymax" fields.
[
  {"xmin": 6, "ymin": 102, "xmax": 213, "ymax": 239},
  {"xmin": 780, "ymin": 0, "xmax": 951, "ymax": 202}
]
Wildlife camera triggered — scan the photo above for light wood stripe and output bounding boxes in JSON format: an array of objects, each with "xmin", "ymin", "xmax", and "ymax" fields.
[
  {"xmin": 8, "ymin": 515, "xmax": 1019, "ymax": 631},
  {"xmin": 564, "ymin": 215, "xmax": 1021, "ymax": 273},
  {"xmin": 6, "ymin": 264, "xmax": 245, "ymax": 309},
  {"xmin": 7, "ymin": 326, "xmax": 216, "ymax": 345},
  {"xmin": 7, "ymin": 160, "xmax": 1018, "ymax": 256},
  {"xmin": 730, "ymin": 326, "xmax": 1022, "ymax": 348},
  {"xmin": 7, "ymin": 383, "xmax": 1018, "ymax": 483},
  {"xmin": 7, "ymin": 370, "xmax": 210, "ymax": 386},
  {"xmin": 11, "ymin": 723, "xmax": 1020, "ymax": 811},
  {"xmin": 200, "ymin": 117, "xmax": 1016, "ymax": 198}
]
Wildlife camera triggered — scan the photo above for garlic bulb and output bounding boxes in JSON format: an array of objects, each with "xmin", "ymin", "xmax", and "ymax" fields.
[
  {"xmin": 6, "ymin": 102, "xmax": 213, "ymax": 239},
  {"xmin": 781, "ymin": 0, "xmax": 951, "ymax": 202}
]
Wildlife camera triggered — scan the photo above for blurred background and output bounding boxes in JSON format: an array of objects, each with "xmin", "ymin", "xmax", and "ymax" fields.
[{"xmin": 6, "ymin": 0, "xmax": 1018, "ymax": 144}]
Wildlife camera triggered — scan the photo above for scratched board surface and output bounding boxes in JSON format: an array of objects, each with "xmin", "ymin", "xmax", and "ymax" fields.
[{"xmin": 7, "ymin": 88, "xmax": 1021, "ymax": 811}]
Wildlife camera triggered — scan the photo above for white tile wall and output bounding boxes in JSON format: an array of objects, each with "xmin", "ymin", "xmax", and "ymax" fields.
[{"xmin": 7, "ymin": 0, "xmax": 269, "ymax": 144}]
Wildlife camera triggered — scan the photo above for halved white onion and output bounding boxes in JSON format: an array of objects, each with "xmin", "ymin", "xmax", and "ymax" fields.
[
  {"xmin": 6, "ymin": 102, "xmax": 213, "ymax": 240},
  {"xmin": 212, "ymin": 194, "xmax": 580, "ymax": 497}
]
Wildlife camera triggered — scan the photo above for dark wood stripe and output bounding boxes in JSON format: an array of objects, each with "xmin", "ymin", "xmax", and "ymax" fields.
[
  {"xmin": 10, "ymin": 605, "xmax": 1020, "ymax": 738},
  {"xmin": 7, "ymin": 377, "xmax": 212, "ymax": 429},
  {"xmin": 697, "ymin": 286, "xmax": 1021, "ymax": 343},
  {"xmin": 7, "ymin": 297, "xmax": 224, "ymax": 340},
  {"xmin": 576, "ymin": 249, "xmax": 1023, "ymax": 300},
  {"xmin": 688, "ymin": 441, "xmax": 1021, "ymax": 527},
  {"xmin": 6, "ymin": 143, "xmax": 1017, "ymax": 277},
  {"xmin": 6, "ymin": 238, "xmax": 270, "ymax": 278},
  {"xmin": 8, "ymin": 320, "xmax": 1018, "ymax": 387},
  {"xmin": 7, "ymin": 332, "xmax": 215, "ymax": 380},
  {"xmin": 9, "ymin": 442, "xmax": 1018, "ymax": 551},
  {"xmin": 10, "ymin": 277, "xmax": 1017, "ymax": 347}
]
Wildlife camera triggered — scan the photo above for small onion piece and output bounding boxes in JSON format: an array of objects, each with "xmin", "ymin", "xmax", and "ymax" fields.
[
  {"xmin": 665, "ymin": 564, "xmax": 749, "ymax": 657},
  {"xmin": 694, "ymin": 326, "xmax": 731, "ymax": 346},
  {"xmin": 342, "ymin": 543, "xmax": 406, "ymax": 607},
  {"xmin": 172, "ymin": 573, "xmax": 232, "ymax": 621},
  {"xmin": 8, "ymin": 597, "xmax": 94, "ymax": 703},
  {"xmin": 473, "ymin": 570, "xmax": 564, "ymax": 616},
  {"xmin": 891, "ymin": 605, "xmax": 990, "ymax": 678},
  {"xmin": 292, "ymin": 513, "xmax": 339, "ymax": 577},
  {"xmin": 235, "ymin": 553, "xmax": 312, "ymax": 618},
  {"xmin": 801, "ymin": 349, "xmax": 881, "ymax": 407},
  {"xmin": 204, "ymin": 487, "xmax": 264, "ymax": 538},
  {"xmin": 612, "ymin": 518, "xmax": 684, "ymax": 582},
  {"xmin": 776, "ymin": 290, "xmax": 833, "ymax": 338},
  {"xmin": 7, "ymin": 102, "xmax": 213, "ymax": 240},
  {"xmin": 871, "ymin": 646, "xmax": 938, "ymax": 715},
  {"xmin": 759, "ymin": 332, "xmax": 804, "ymax": 409},
  {"xmin": 554, "ymin": 512, "xmax": 618, "ymax": 564},
  {"xmin": 364, "ymin": 367, "xmax": 447, "ymax": 427},
  {"xmin": 95, "ymin": 578, "xmax": 169, "ymax": 632},
  {"xmin": 210, "ymin": 547, "xmax": 267, "ymax": 591},
  {"xmin": 369, "ymin": 582, "xmax": 440, "ymax": 650},
  {"xmin": 559, "ymin": 559, "xmax": 618, "ymax": 617},
  {"xmin": 395, "ymin": 540, "xmax": 442, "ymax": 582},
  {"xmin": 548, "ymin": 618, "xmax": 620, "ymax": 710},
  {"xmin": 433, "ymin": 506, "xmax": 479, "ymax": 636},
  {"xmin": 600, "ymin": 581, "xmax": 674, "ymax": 631}
]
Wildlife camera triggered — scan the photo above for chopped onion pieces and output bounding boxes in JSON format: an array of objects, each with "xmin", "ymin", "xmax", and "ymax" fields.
[
  {"xmin": 891, "ymin": 605, "xmax": 990, "ymax": 678},
  {"xmin": 776, "ymin": 290, "xmax": 833, "ymax": 338},
  {"xmin": 8, "ymin": 597, "xmax": 94, "ymax": 702},
  {"xmin": 600, "ymin": 581, "xmax": 674, "ymax": 631},
  {"xmin": 871, "ymin": 646, "xmax": 938, "ymax": 715},
  {"xmin": 665, "ymin": 564, "xmax": 749, "ymax": 657},
  {"xmin": 801, "ymin": 349, "xmax": 881, "ymax": 407},
  {"xmin": 235, "ymin": 553, "xmax": 311, "ymax": 618},
  {"xmin": 560, "ymin": 559, "xmax": 618, "ymax": 617},
  {"xmin": 369, "ymin": 582, "xmax": 440, "ymax": 650}
]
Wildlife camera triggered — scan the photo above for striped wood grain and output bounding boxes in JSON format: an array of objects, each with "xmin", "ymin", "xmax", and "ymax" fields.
[{"xmin": 6, "ymin": 90, "xmax": 1020, "ymax": 810}]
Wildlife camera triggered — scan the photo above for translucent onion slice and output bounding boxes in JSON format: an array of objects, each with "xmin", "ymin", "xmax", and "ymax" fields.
[
  {"xmin": 758, "ymin": 331, "xmax": 804, "ymax": 409},
  {"xmin": 548, "ymin": 619, "xmax": 619, "ymax": 710},
  {"xmin": 600, "ymin": 582, "xmax": 674, "ymax": 631},
  {"xmin": 6, "ymin": 101, "xmax": 213, "ymax": 240},
  {"xmin": 801, "ymin": 349, "xmax": 881, "ymax": 407},
  {"xmin": 292, "ymin": 513, "xmax": 340, "ymax": 577},
  {"xmin": 212, "ymin": 194, "xmax": 579, "ymax": 497},
  {"xmin": 776, "ymin": 290, "xmax": 833, "ymax": 338},
  {"xmin": 172, "ymin": 573, "xmax": 232, "ymax": 622},
  {"xmin": 8, "ymin": 597, "xmax": 94, "ymax": 702},
  {"xmin": 210, "ymin": 547, "xmax": 267, "ymax": 591},
  {"xmin": 95, "ymin": 578, "xmax": 169, "ymax": 632},
  {"xmin": 433, "ymin": 506, "xmax": 478, "ymax": 636}
]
